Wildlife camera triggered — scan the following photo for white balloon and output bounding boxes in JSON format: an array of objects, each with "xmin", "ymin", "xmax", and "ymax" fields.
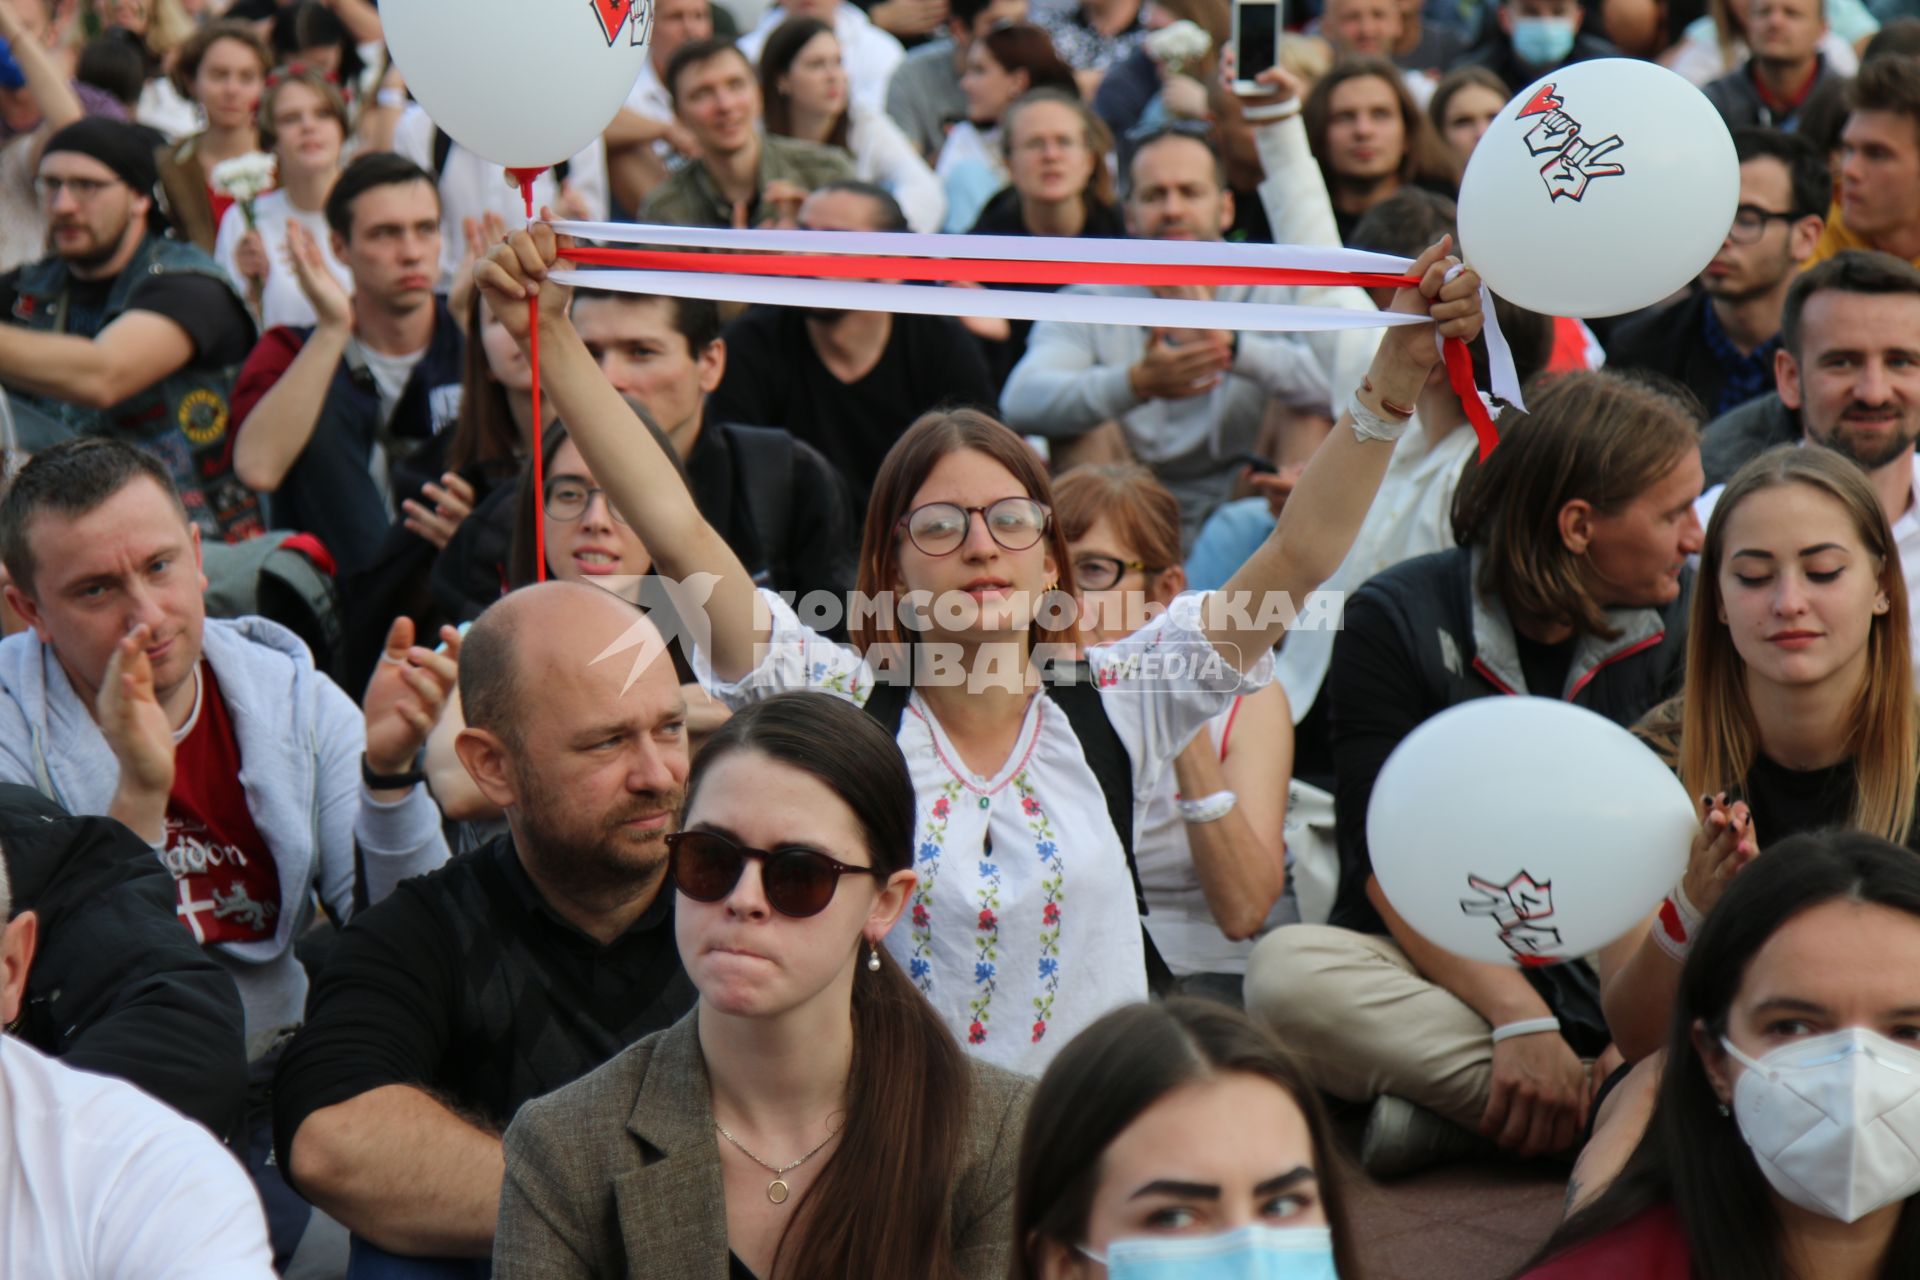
[
  {"xmin": 383, "ymin": 0, "xmax": 654, "ymax": 171},
  {"xmin": 1367, "ymin": 697, "xmax": 1694, "ymax": 967},
  {"xmin": 1457, "ymin": 58, "xmax": 1738, "ymax": 319}
]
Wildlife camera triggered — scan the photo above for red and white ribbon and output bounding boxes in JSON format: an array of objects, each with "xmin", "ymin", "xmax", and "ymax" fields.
[{"xmin": 518, "ymin": 219, "xmax": 1528, "ymax": 578}]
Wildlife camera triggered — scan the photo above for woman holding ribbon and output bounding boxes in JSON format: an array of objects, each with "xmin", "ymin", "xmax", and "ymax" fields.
[{"xmin": 476, "ymin": 220, "xmax": 1483, "ymax": 1075}]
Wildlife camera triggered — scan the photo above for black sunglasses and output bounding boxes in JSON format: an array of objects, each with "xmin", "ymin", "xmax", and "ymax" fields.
[{"xmin": 665, "ymin": 830, "xmax": 887, "ymax": 918}]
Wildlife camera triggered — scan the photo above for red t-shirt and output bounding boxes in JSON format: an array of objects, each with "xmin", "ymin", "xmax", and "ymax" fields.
[
  {"xmin": 1517, "ymin": 1202, "xmax": 1692, "ymax": 1280},
  {"xmin": 162, "ymin": 664, "xmax": 281, "ymax": 945}
]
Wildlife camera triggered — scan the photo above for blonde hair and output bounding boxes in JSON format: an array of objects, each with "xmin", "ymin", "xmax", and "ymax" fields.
[{"xmin": 1682, "ymin": 446, "xmax": 1918, "ymax": 842}]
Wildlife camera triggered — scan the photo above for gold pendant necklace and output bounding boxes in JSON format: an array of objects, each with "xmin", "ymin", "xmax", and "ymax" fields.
[{"xmin": 715, "ymin": 1120, "xmax": 840, "ymax": 1204}]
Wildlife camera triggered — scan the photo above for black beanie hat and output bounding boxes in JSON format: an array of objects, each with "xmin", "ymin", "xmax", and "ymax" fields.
[{"xmin": 41, "ymin": 117, "xmax": 158, "ymax": 198}]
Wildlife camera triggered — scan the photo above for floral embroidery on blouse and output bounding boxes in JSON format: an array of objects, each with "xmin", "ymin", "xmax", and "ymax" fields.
[
  {"xmin": 1017, "ymin": 772, "xmax": 1064, "ymax": 1044},
  {"xmin": 968, "ymin": 828, "xmax": 1002, "ymax": 1045},
  {"xmin": 910, "ymin": 782, "xmax": 963, "ymax": 993}
]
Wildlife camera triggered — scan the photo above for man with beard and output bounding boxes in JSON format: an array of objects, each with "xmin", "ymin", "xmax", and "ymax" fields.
[
  {"xmin": 273, "ymin": 580, "xmax": 697, "ymax": 1272},
  {"xmin": 1697, "ymin": 250, "xmax": 1920, "ymax": 679},
  {"xmin": 1608, "ymin": 129, "xmax": 1826, "ymax": 419},
  {"xmin": 704, "ymin": 181, "xmax": 995, "ymax": 506},
  {"xmin": 0, "ymin": 118, "xmax": 260, "ymax": 541}
]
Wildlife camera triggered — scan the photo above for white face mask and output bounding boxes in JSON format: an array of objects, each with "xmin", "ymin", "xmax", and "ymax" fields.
[{"xmin": 1722, "ymin": 1027, "xmax": 1920, "ymax": 1223}]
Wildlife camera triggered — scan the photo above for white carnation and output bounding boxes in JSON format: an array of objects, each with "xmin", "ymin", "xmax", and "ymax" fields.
[
  {"xmin": 1145, "ymin": 20, "xmax": 1212, "ymax": 70},
  {"xmin": 210, "ymin": 152, "xmax": 278, "ymax": 202}
]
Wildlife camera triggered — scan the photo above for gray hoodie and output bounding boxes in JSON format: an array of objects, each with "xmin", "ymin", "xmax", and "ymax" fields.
[{"xmin": 0, "ymin": 616, "xmax": 450, "ymax": 1052}]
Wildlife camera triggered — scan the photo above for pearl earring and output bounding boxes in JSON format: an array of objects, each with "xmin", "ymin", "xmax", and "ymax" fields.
[{"xmin": 867, "ymin": 945, "xmax": 882, "ymax": 973}]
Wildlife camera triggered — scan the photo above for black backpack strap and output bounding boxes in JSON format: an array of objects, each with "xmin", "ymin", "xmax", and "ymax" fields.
[
  {"xmin": 721, "ymin": 424, "xmax": 796, "ymax": 585},
  {"xmin": 432, "ymin": 127, "xmax": 453, "ymax": 177},
  {"xmin": 1049, "ymin": 664, "xmax": 1176, "ymax": 998},
  {"xmin": 860, "ymin": 678, "xmax": 911, "ymax": 737}
]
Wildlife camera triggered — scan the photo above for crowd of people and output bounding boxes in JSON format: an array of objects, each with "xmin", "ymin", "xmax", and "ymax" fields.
[{"xmin": 8, "ymin": 0, "xmax": 1920, "ymax": 1275}]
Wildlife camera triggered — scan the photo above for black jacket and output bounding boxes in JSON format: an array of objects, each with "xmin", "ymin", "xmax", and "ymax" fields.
[
  {"xmin": 1701, "ymin": 57, "xmax": 1841, "ymax": 132},
  {"xmin": 1605, "ymin": 290, "xmax": 1730, "ymax": 418},
  {"xmin": 1699, "ymin": 391, "xmax": 1800, "ymax": 487},
  {"xmin": 1328, "ymin": 547, "xmax": 1693, "ymax": 932},
  {"xmin": 0, "ymin": 784, "xmax": 248, "ymax": 1138}
]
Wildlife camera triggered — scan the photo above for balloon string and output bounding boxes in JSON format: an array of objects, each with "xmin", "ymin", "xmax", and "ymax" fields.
[
  {"xmin": 554, "ymin": 244, "xmax": 1422, "ymax": 292},
  {"xmin": 516, "ymin": 170, "xmax": 545, "ymax": 581}
]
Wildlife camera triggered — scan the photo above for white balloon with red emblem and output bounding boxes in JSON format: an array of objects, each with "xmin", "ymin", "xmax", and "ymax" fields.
[
  {"xmin": 1367, "ymin": 696, "xmax": 1694, "ymax": 967},
  {"xmin": 1457, "ymin": 57, "xmax": 1739, "ymax": 319},
  {"xmin": 382, "ymin": 0, "xmax": 653, "ymax": 170}
]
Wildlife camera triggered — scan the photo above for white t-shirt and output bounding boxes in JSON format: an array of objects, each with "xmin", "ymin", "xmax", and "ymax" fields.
[
  {"xmin": 1696, "ymin": 447, "xmax": 1920, "ymax": 684},
  {"xmin": 358, "ymin": 342, "xmax": 428, "ymax": 427},
  {"xmin": 699, "ymin": 589, "xmax": 1274, "ymax": 1073},
  {"xmin": 0, "ymin": 1037, "xmax": 275, "ymax": 1280},
  {"xmin": 0, "ymin": 131, "xmax": 44, "ymax": 275},
  {"xmin": 212, "ymin": 189, "xmax": 355, "ymax": 332}
]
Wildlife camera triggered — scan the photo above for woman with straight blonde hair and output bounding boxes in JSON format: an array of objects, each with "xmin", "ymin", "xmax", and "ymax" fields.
[{"xmin": 1601, "ymin": 445, "xmax": 1920, "ymax": 1064}]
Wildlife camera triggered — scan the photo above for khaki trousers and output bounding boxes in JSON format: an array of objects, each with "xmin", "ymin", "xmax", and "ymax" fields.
[{"xmin": 1244, "ymin": 925, "xmax": 1495, "ymax": 1130}]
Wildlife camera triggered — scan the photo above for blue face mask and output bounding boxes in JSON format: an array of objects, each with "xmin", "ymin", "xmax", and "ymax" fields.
[
  {"xmin": 1081, "ymin": 1224, "xmax": 1339, "ymax": 1280},
  {"xmin": 1511, "ymin": 15, "xmax": 1577, "ymax": 65}
]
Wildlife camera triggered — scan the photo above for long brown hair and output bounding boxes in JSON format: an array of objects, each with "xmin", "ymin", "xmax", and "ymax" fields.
[
  {"xmin": 758, "ymin": 16, "xmax": 851, "ymax": 151},
  {"xmin": 683, "ymin": 693, "xmax": 970, "ymax": 1280},
  {"xmin": 445, "ymin": 290, "xmax": 530, "ymax": 476},
  {"xmin": 1451, "ymin": 370, "xmax": 1700, "ymax": 640},
  {"xmin": 850, "ymin": 408, "xmax": 1079, "ymax": 657},
  {"xmin": 980, "ymin": 22, "xmax": 1079, "ymax": 99},
  {"xmin": 1681, "ymin": 446, "xmax": 1917, "ymax": 841},
  {"xmin": 1010, "ymin": 999, "xmax": 1361, "ymax": 1279},
  {"xmin": 1304, "ymin": 56, "xmax": 1461, "ymax": 193}
]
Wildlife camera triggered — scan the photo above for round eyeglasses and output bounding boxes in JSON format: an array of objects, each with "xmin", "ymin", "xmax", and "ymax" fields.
[
  {"xmin": 898, "ymin": 498, "xmax": 1050, "ymax": 557},
  {"xmin": 544, "ymin": 475, "xmax": 630, "ymax": 526}
]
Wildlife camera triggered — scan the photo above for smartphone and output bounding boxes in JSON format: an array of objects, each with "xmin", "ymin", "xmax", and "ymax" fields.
[
  {"xmin": 1232, "ymin": 0, "xmax": 1282, "ymax": 95},
  {"xmin": 1231, "ymin": 452, "xmax": 1280, "ymax": 475}
]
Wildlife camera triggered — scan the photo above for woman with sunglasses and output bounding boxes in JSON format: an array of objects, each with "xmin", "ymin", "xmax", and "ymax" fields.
[
  {"xmin": 495, "ymin": 693, "xmax": 1030, "ymax": 1280},
  {"xmin": 477, "ymin": 221, "xmax": 1483, "ymax": 1073},
  {"xmin": 1054, "ymin": 463, "xmax": 1291, "ymax": 1009}
]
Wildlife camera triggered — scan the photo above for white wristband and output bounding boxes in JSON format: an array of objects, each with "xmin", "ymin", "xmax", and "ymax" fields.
[
  {"xmin": 375, "ymin": 87, "xmax": 406, "ymax": 108},
  {"xmin": 1240, "ymin": 97, "xmax": 1302, "ymax": 123},
  {"xmin": 1175, "ymin": 790, "xmax": 1237, "ymax": 823},
  {"xmin": 1490, "ymin": 1016, "xmax": 1562, "ymax": 1044},
  {"xmin": 1347, "ymin": 389, "xmax": 1412, "ymax": 444},
  {"xmin": 1651, "ymin": 880, "xmax": 1705, "ymax": 964}
]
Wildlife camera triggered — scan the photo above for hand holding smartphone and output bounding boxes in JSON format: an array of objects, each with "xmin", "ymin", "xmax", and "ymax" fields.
[{"xmin": 1231, "ymin": 0, "xmax": 1282, "ymax": 95}]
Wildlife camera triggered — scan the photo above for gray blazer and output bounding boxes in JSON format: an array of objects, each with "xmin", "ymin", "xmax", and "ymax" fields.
[{"xmin": 493, "ymin": 1011, "xmax": 1033, "ymax": 1279}]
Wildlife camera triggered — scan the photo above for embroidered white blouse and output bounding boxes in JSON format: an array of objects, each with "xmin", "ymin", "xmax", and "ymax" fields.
[{"xmin": 700, "ymin": 589, "xmax": 1274, "ymax": 1073}]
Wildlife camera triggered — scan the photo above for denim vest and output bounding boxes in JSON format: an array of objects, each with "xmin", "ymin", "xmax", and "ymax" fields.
[{"xmin": 11, "ymin": 235, "xmax": 261, "ymax": 541}]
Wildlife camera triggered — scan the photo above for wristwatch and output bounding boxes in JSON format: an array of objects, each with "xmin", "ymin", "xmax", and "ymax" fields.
[{"xmin": 362, "ymin": 753, "xmax": 427, "ymax": 790}]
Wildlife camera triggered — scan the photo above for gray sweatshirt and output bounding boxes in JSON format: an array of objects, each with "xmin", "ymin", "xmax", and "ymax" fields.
[{"xmin": 0, "ymin": 616, "xmax": 450, "ymax": 1053}]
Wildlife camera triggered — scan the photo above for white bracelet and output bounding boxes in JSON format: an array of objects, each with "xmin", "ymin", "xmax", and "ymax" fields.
[
  {"xmin": 1347, "ymin": 389, "xmax": 1412, "ymax": 444},
  {"xmin": 1490, "ymin": 1016, "xmax": 1562, "ymax": 1044},
  {"xmin": 1240, "ymin": 97, "xmax": 1302, "ymax": 123},
  {"xmin": 1175, "ymin": 790, "xmax": 1238, "ymax": 823},
  {"xmin": 376, "ymin": 87, "xmax": 406, "ymax": 108},
  {"xmin": 1652, "ymin": 880, "xmax": 1705, "ymax": 964}
]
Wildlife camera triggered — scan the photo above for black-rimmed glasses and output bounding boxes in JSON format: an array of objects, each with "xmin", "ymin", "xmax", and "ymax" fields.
[
  {"xmin": 543, "ymin": 475, "xmax": 630, "ymax": 526},
  {"xmin": 1074, "ymin": 554, "xmax": 1159, "ymax": 590},
  {"xmin": 1728, "ymin": 204, "xmax": 1799, "ymax": 244},
  {"xmin": 898, "ymin": 498, "xmax": 1050, "ymax": 557},
  {"xmin": 666, "ymin": 830, "xmax": 887, "ymax": 918}
]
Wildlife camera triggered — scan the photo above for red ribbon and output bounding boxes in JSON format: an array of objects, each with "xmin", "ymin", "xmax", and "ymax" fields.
[
  {"xmin": 555, "ymin": 244, "xmax": 1423, "ymax": 292},
  {"xmin": 513, "ymin": 169, "xmax": 547, "ymax": 580}
]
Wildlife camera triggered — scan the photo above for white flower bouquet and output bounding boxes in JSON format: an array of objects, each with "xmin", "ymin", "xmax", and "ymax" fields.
[
  {"xmin": 210, "ymin": 151, "xmax": 277, "ymax": 229},
  {"xmin": 1145, "ymin": 20, "xmax": 1212, "ymax": 76}
]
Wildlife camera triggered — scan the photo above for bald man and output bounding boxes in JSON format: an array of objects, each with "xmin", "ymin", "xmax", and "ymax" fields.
[{"xmin": 272, "ymin": 583, "xmax": 698, "ymax": 1269}]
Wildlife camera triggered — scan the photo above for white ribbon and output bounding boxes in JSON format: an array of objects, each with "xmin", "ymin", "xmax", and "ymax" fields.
[{"xmin": 543, "ymin": 222, "xmax": 1527, "ymax": 411}]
